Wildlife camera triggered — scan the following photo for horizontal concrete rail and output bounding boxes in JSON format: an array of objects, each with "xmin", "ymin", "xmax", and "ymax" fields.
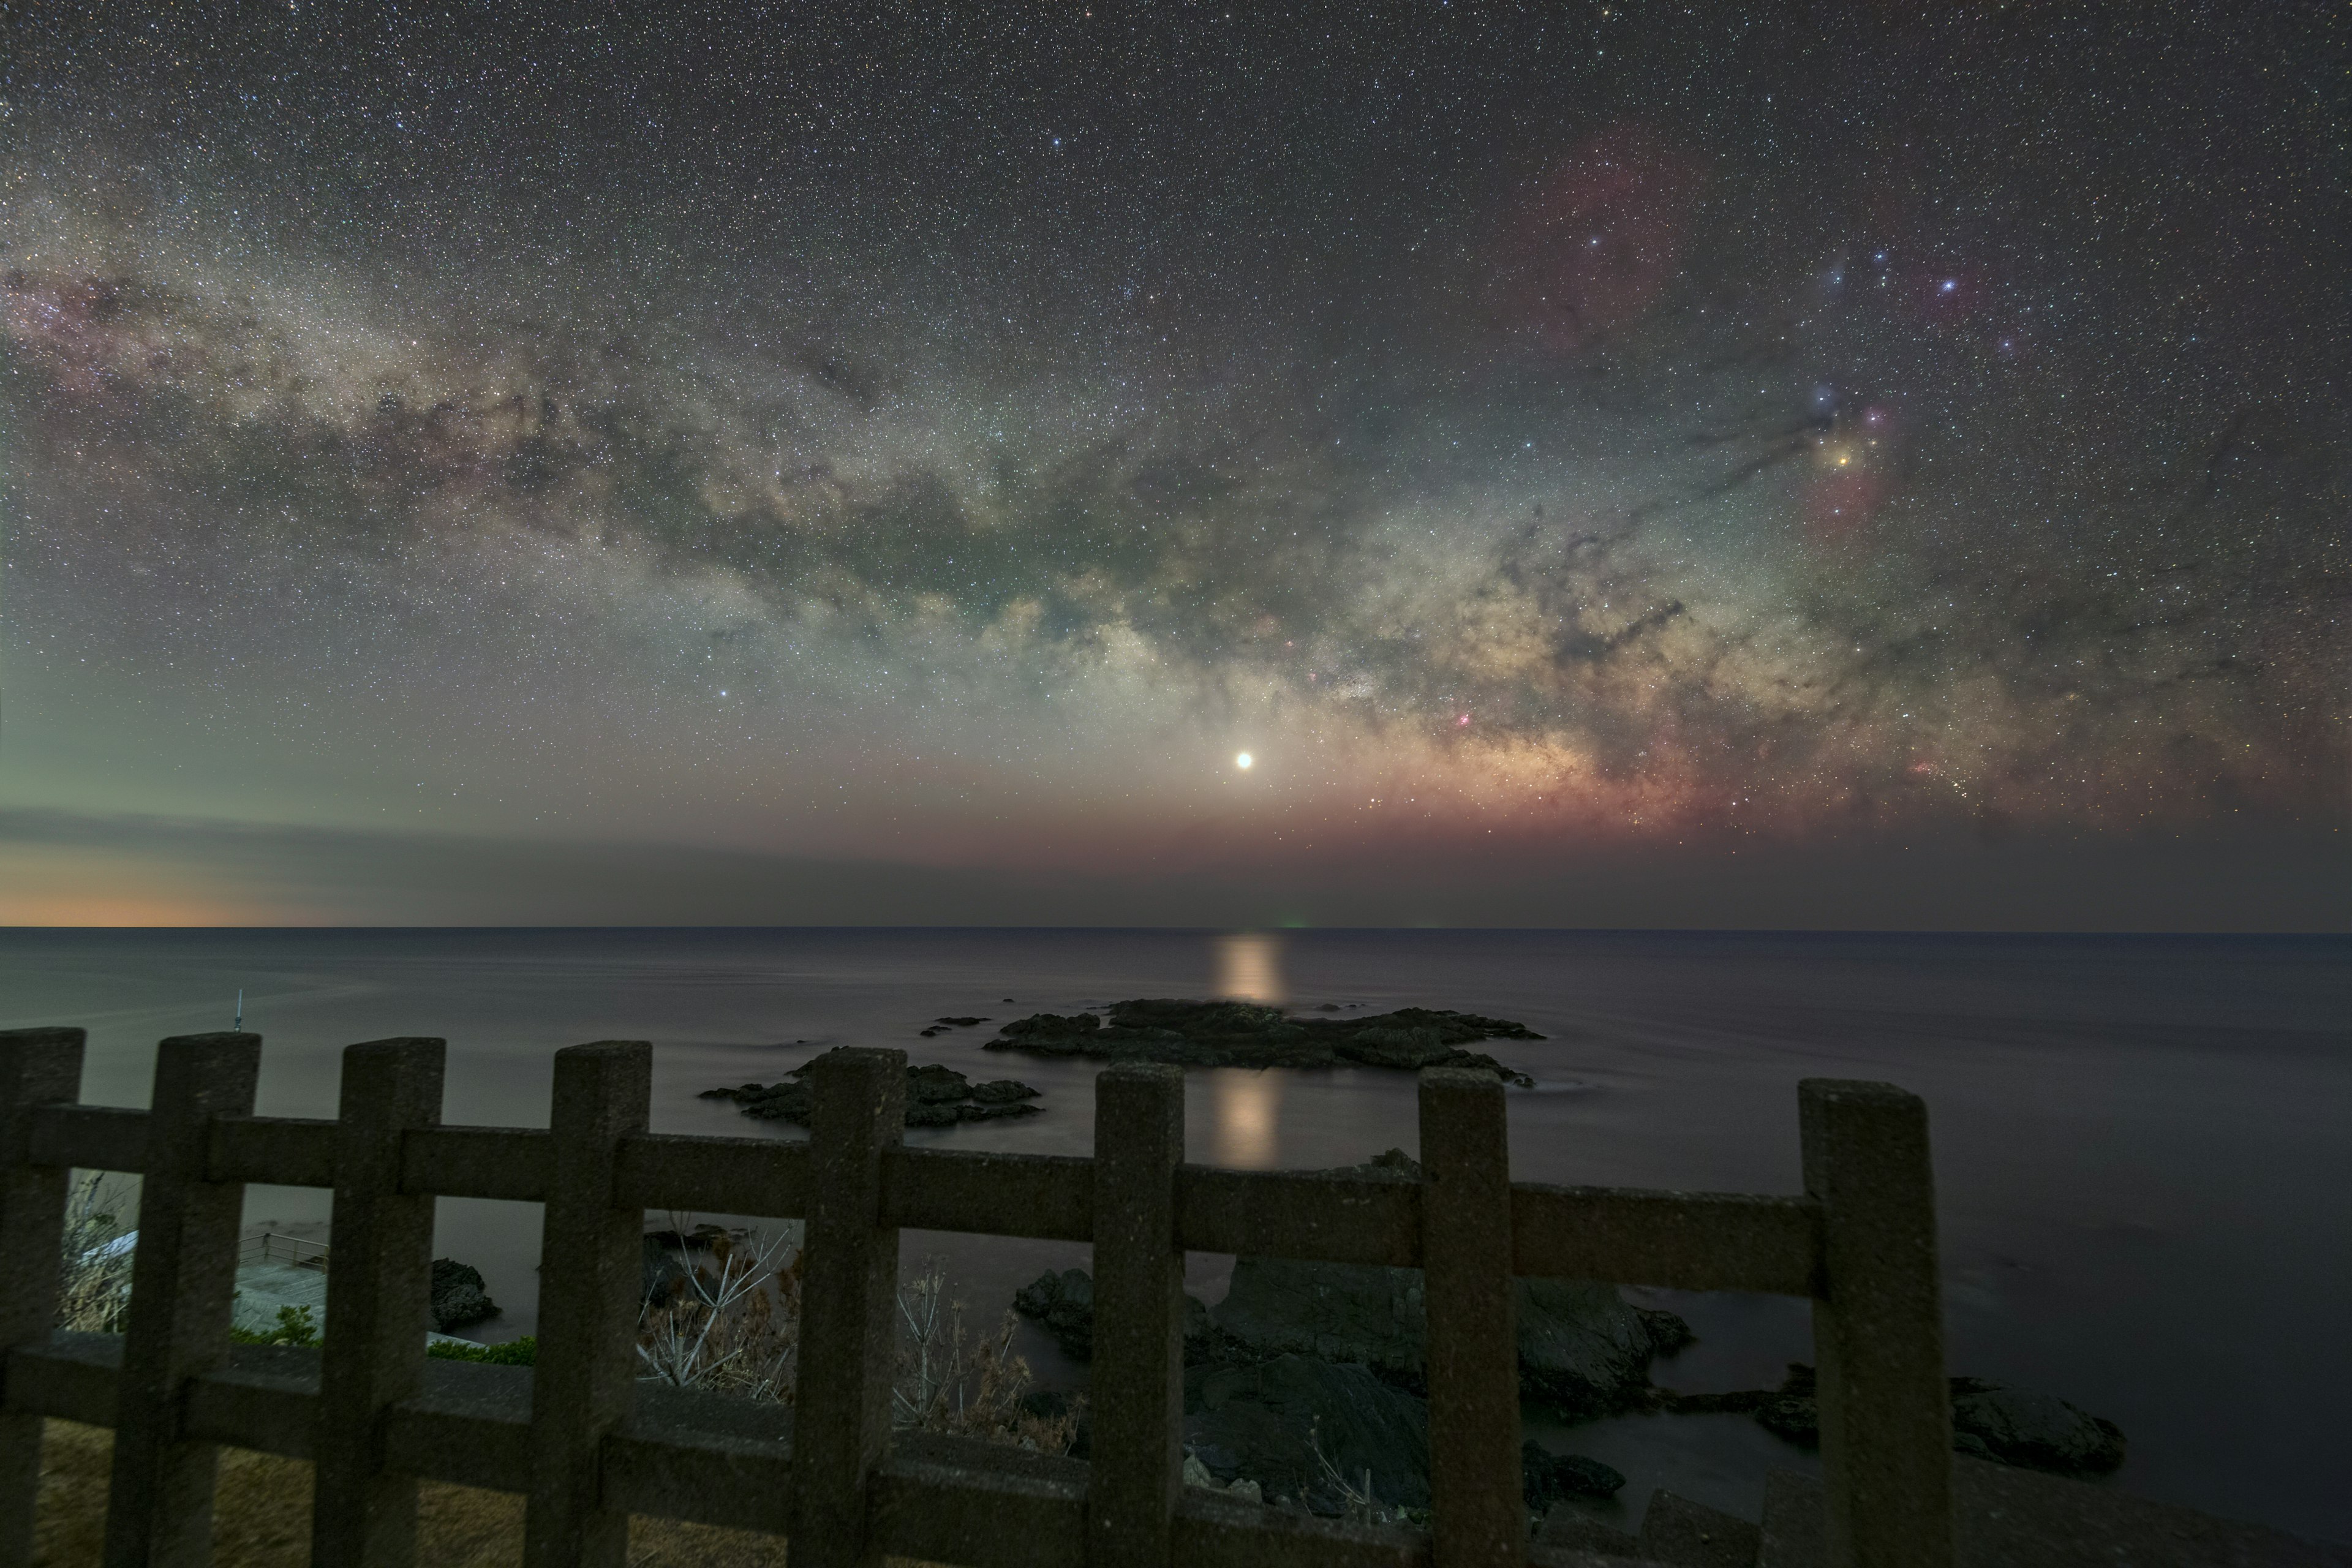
[{"xmin": 0, "ymin": 1025, "xmax": 1955, "ymax": 1568}]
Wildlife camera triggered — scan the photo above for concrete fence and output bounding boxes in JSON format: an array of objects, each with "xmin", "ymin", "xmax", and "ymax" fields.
[{"xmin": 0, "ymin": 1027, "xmax": 1957, "ymax": 1568}]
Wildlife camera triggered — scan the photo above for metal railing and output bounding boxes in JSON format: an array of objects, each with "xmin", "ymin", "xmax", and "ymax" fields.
[
  {"xmin": 238, "ymin": 1231, "xmax": 330, "ymax": 1271},
  {"xmin": 0, "ymin": 1027, "xmax": 1957, "ymax": 1568}
]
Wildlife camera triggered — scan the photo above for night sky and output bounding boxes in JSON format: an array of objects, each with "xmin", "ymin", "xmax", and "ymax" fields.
[{"xmin": 2, "ymin": 4, "xmax": 2344, "ymax": 927}]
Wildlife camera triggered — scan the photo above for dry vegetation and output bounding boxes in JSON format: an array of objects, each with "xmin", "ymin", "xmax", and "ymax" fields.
[
  {"xmin": 31, "ymin": 1420, "xmax": 794, "ymax": 1568},
  {"xmin": 34, "ymin": 1208, "xmax": 1071, "ymax": 1562}
]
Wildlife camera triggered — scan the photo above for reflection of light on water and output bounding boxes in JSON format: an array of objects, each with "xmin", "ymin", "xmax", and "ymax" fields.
[
  {"xmin": 1212, "ymin": 1071, "xmax": 1283, "ymax": 1168},
  {"xmin": 1214, "ymin": 932, "xmax": 1286, "ymax": 1005}
]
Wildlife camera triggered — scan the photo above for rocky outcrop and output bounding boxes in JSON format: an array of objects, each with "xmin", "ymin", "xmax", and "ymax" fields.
[
  {"xmin": 1689, "ymin": 1363, "xmax": 2127, "ymax": 1477},
  {"xmin": 1951, "ymin": 1381, "xmax": 2128, "ymax": 1473},
  {"xmin": 986, "ymin": 999, "xmax": 1539, "ymax": 1084},
  {"xmin": 1212, "ymin": 1257, "xmax": 1677, "ymax": 1415},
  {"xmin": 429, "ymin": 1258, "xmax": 499, "ymax": 1332},
  {"xmin": 1184, "ymin": 1355, "xmax": 1432, "ymax": 1514},
  {"xmin": 1012, "ymin": 1267, "xmax": 1212, "ymax": 1362},
  {"xmin": 1204, "ymin": 1151, "xmax": 1689, "ymax": 1416},
  {"xmin": 1521, "ymin": 1441, "xmax": 1626, "ymax": 1507},
  {"xmin": 701, "ymin": 1052, "xmax": 1040, "ymax": 1128}
]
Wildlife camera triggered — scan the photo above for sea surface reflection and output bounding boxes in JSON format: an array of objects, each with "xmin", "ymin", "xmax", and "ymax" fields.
[
  {"xmin": 1207, "ymin": 1069, "xmax": 1283, "ymax": 1168},
  {"xmin": 1213, "ymin": 931, "xmax": 1285, "ymax": 1003}
]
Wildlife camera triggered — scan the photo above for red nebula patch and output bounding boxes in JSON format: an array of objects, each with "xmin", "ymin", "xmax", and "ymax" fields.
[
  {"xmin": 1493, "ymin": 127, "xmax": 1703, "ymax": 354},
  {"xmin": 1806, "ymin": 466, "xmax": 1891, "ymax": 539}
]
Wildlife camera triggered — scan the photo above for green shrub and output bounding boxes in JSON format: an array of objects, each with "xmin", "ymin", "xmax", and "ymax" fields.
[
  {"xmin": 427, "ymin": 1335, "xmax": 537, "ymax": 1366},
  {"xmin": 229, "ymin": 1304, "xmax": 319, "ymax": 1348}
]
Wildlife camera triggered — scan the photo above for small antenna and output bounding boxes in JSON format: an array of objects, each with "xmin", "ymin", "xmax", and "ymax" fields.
[{"xmin": 235, "ymin": 989, "xmax": 244, "ymax": 1031}]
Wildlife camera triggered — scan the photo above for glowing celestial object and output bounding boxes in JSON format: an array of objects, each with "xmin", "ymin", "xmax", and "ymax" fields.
[{"xmin": 1235, "ymin": 752, "xmax": 1253, "ymax": 769}]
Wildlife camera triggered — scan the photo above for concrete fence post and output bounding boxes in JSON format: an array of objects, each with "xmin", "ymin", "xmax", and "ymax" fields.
[
  {"xmin": 104, "ymin": 1032, "xmax": 261, "ymax": 1568},
  {"xmin": 789, "ymin": 1047, "xmax": 906, "ymax": 1568},
  {"xmin": 1800, "ymin": 1078, "xmax": 1955, "ymax": 1568},
  {"xmin": 523, "ymin": 1041, "xmax": 651, "ymax": 1568},
  {"xmin": 0, "ymin": 1027, "xmax": 89, "ymax": 1568},
  {"xmin": 312, "ymin": 1038, "xmax": 447, "ymax": 1567},
  {"xmin": 1420, "ymin": 1066, "xmax": 1523, "ymax": 1568},
  {"xmin": 1086, "ymin": 1063, "xmax": 1185, "ymax": 1568}
]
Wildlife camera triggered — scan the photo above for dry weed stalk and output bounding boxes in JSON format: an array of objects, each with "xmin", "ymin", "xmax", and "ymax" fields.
[
  {"xmin": 56, "ymin": 1172, "xmax": 136, "ymax": 1333},
  {"xmin": 893, "ymin": 1260, "xmax": 1081, "ymax": 1452},
  {"xmin": 635, "ymin": 1216, "xmax": 803, "ymax": 1402}
]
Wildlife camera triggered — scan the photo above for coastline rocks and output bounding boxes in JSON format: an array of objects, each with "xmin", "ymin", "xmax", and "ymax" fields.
[
  {"xmin": 1951, "ymin": 1382, "xmax": 2128, "ymax": 1473},
  {"xmin": 1185, "ymin": 1355, "xmax": 1432, "ymax": 1514},
  {"xmin": 429, "ymin": 1259, "xmax": 500, "ymax": 1332},
  {"xmin": 1014, "ymin": 1267, "xmax": 1213, "ymax": 1362},
  {"xmin": 987, "ymin": 999, "xmax": 1539, "ymax": 1085},
  {"xmin": 1521, "ymin": 1441, "xmax": 1627, "ymax": 1507},
  {"xmin": 1212, "ymin": 1257, "xmax": 1676, "ymax": 1415},
  {"xmin": 700, "ymin": 1052, "xmax": 1041, "ymax": 1128},
  {"xmin": 1724, "ymin": 1363, "xmax": 2126, "ymax": 1476},
  {"xmin": 1202, "ymin": 1150, "xmax": 1688, "ymax": 1417}
]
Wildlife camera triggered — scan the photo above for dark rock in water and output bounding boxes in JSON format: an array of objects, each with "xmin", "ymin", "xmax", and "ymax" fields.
[
  {"xmin": 430, "ymin": 1258, "xmax": 500, "ymax": 1331},
  {"xmin": 935, "ymin": 1016, "xmax": 990, "ymax": 1027},
  {"xmin": 1522, "ymin": 1441, "xmax": 1626, "ymax": 1509},
  {"xmin": 1314, "ymin": 1003, "xmax": 1341, "ymax": 1011},
  {"xmin": 1951, "ymin": 1384, "xmax": 2127, "ymax": 1474},
  {"xmin": 701, "ymin": 1050, "xmax": 1041, "ymax": 1128},
  {"xmin": 1185, "ymin": 1355, "xmax": 1431, "ymax": 1515},
  {"xmin": 1202, "ymin": 1155, "xmax": 1683, "ymax": 1414},
  {"xmin": 987, "ymin": 998, "xmax": 1539, "ymax": 1084},
  {"xmin": 1555, "ymin": 1453, "xmax": 1627, "ymax": 1498},
  {"xmin": 1741, "ymin": 1365, "xmax": 2125, "ymax": 1476},
  {"xmin": 1014, "ymin": 1267, "xmax": 1209, "ymax": 1362},
  {"xmin": 1214, "ymin": 1256, "xmax": 1668, "ymax": 1414},
  {"xmin": 1756, "ymin": 1394, "xmax": 1822, "ymax": 1444},
  {"xmin": 907, "ymin": 1064, "xmax": 973, "ymax": 1103},
  {"xmin": 1636, "ymin": 1306, "xmax": 1697, "ymax": 1357},
  {"xmin": 956, "ymin": 1100, "xmax": 1041, "ymax": 1121},
  {"xmin": 1014, "ymin": 1268, "xmax": 1098, "ymax": 1359}
]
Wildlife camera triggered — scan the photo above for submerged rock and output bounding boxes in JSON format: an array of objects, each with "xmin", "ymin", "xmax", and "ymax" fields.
[
  {"xmin": 1185, "ymin": 1355, "xmax": 1431, "ymax": 1515},
  {"xmin": 701, "ymin": 1051, "xmax": 1042, "ymax": 1128},
  {"xmin": 429, "ymin": 1258, "xmax": 500, "ymax": 1332},
  {"xmin": 987, "ymin": 998, "xmax": 1539, "ymax": 1084}
]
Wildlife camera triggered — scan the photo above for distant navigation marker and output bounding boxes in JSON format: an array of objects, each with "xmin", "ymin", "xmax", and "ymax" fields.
[{"xmin": 235, "ymin": 989, "xmax": 243, "ymax": 1031}]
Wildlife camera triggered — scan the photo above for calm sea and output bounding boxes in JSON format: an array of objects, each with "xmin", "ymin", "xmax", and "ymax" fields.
[{"xmin": 2, "ymin": 928, "xmax": 2344, "ymax": 1543}]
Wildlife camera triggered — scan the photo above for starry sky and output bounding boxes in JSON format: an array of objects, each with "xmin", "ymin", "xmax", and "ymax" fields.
[{"xmin": 1, "ymin": 3, "xmax": 2344, "ymax": 928}]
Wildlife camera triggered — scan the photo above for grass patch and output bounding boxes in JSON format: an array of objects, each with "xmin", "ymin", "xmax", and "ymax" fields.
[{"xmin": 32, "ymin": 1419, "xmax": 799, "ymax": 1566}]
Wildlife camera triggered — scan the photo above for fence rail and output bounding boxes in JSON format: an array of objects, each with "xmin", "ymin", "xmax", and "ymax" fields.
[{"xmin": 0, "ymin": 1026, "xmax": 1958, "ymax": 1568}]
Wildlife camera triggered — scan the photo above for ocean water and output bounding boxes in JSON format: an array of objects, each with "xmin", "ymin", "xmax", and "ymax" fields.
[{"xmin": 1, "ymin": 927, "xmax": 2344, "ymax": 1544}]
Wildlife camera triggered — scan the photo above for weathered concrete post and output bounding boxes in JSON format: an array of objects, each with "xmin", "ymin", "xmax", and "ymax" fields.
[
  {"xmin": 104, "ymin": 1032, "xmax": 261, "ymax": 1568},
  {"xmin": 1420, "ymin": 1066, "xmax": 1523, "ymax": 1568},
  {"xmin": 523, "ymin": 1041, "xmax": 651, "ymax": 1568},
  {"xmin": 789, "ymin": 1047, "xmax": 906, "ymax": 1568},
  {"xmin": 1801, "ymin": 1078, "xmax": 1955, "ymax": 1568},
  {"xmin": 1086, "ymin": 1063, "xmax": 1185, "ymax": 1567},
  {"xmin": 312, "ymin": 1038, "xmax": 447, "ymax": 1567},
  {"xmin": 0, "ymin": 1027, "xmax": 88, "ymax": 1568}
]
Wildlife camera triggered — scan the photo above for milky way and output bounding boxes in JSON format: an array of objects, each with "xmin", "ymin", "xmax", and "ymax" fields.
[{"xmin": 1, "ymin": 6, "xmax": 2343, "ymax": 922}]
